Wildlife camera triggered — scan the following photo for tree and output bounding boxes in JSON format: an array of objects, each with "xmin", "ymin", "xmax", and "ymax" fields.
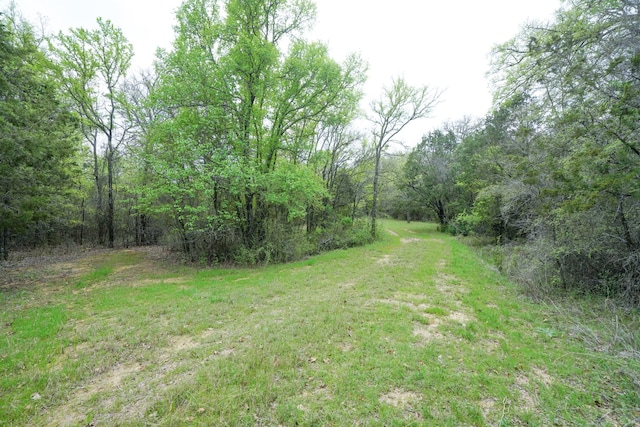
[
  {"xmin": 403, "ymin": 129, "xmax": 458, "ymax": 226},
  {"xmin": 121, "ymin": 69, "xmax": 165, "ymax": 246},
  {"xmin": 368, "ymin": 77, "xmax": 440, "ymax": 237},
  {"xmin": 51, "ymin": 18, "xmax": 134, "ymax": 248},
  {"xmin": 142, "ymin": 0, "xmax": 366, "ymax": 262},
  {"xmin": 470, "ymin": 0, "xmax": 640, "ymax": 301},
  {"xmin": 0, "ymin": 11, "xmax": 80, "ymax": 259}
]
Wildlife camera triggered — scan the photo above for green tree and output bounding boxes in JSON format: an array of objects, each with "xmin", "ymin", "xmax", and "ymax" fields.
[
  {"xmin": 479, "ymin": 0, "xmax": 640, "ymax": 300},
  {"xmin": 143, "ymin": 0, "xmax": 366, "ymax": 262},
  {"xmin": 0, "ymin": 11, "xmax": 80, "ymax": 259},
  {"xmin": 121, "ymin": 69, "xmax": 163, "ymax": 246},
  {"xmin": 403, "ymin": 129, "xmax": 458, "ymax": 226},
  {"xmin": 51, "ymin": 18, "xmax": 134, "ymax": 248}
]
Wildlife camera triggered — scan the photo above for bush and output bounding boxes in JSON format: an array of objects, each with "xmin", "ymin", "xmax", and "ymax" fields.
[
  {"xmin": 313, "ymin": 218, "xmax": 374, "ymax": 251},
  {"xmin": 476, "ymin": 207, "xmax": 640, "ymax": 305}
]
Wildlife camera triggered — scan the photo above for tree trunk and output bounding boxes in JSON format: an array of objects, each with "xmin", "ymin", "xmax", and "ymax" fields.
[
  {"xmin": 370, "ymin": 146, "xmax": 382, "ymax": 237},
  {"xmin": 79, "ymin": 198, "xmax": 85, "ymax": 245},
  {"xmin": 140, "ymin": 213, "xmax": 148, "ymax": 245},
  {"xmin": 93, "ymin": 142, "xmax": 105, "ymax": 245},
  {"xmin": 616, "ymin": 194, "xmax": 637, "ymax": 250},
  {"xmin": 1, "ymin": 227, "xmax": 8, "ymax": 261},
  {"xmin": 306, "ymin": 206, "xmax": 313, "ymax": 234},
  {"xmin": 107, "ymin": 145, "xmax": 115, "ymax": 248},
  {"xmin": 436, "ymin": 200, "xmax": 446, "ymax": 226}
]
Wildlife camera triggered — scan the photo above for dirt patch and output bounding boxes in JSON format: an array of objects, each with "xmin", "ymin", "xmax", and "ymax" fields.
[
  {"xmin": 125, "ymin": 276, "xmax": 189, "ymax": 289},
  {"xmin": 215, "ymin": 348, "xmax": 235, "ymax": 357},
  {"xmin": 50, "ymin": 341, "xmax": 92, "ymax": 372},
  {"xmin": 379, "ymin": 389, "xmax": 422, "ymax": 407},
  {"xmin": 400, "ymin": 238, "xmax": 422, "ymax": 244},
  {"xmin": 47, "ymin": 363, "xmax": 144, "ymax": 426},
  {"xmin": 435, "ymin": 273, "xmax": 469, "ymax": 300},
  {"xmin": 425, "ymin": 238, "xmax": 446, "ymax": 244},
  {"xmin": 413, "ymin": 323, "xmax": 445, "ymax": 341},
  {"xmin": 337, "ymin": 342, "xmax": 353, "ymax": 352},
  {"xmin": 79, "ymin": 363, "xmax": 143, "ymax": 398},
  {"xmin": 448, "ymin": 311, "xmax": 474, "ymax": 325},
  {"xmin": 514, "ymin": 373, "xmax": 537, "ymax": 411},
  {"xmin": 478, "ymin": 338, "xmax": 502, "ymax": 353},
  {"xmin": 412, "ymin": 311, "xmax": 475, "ymax": 343},
  {"xmin": 378, "ymin": 298, "xmax": 429, "ymax": 312},
  {"xmin": 302, "ymin": 383, "xmax": 332, "ymax": 400},
  {"xmin": 376, "ymin": 255, "xmax": 393, "ymax": 265},
  {"xmin": 48, "ymin": 323, "xmax": 238, "ymax": 425},
  {"xmin": 387, "ymin": 230, "xmax": 400, "ymax": 237},
  {"xmin": 379, "ymin": 389, "xmax": 423, "ymax": 419},
  {"xmin": 63, "ymin": 341, "xmax": 91, "ymax": 360},
  {"xmin": 339, "ymin": 282, "xmax": 356, "ymax": 289},
  {"xmin": 0, "ymin": 251, "xmax": 106, "ymax": 291},
  {"xmin": 114, "ymin": 264, "xmax": 136, "ymax": 274},
  {"xmin": 413, "ymin": 316, "xmax": 445, "ymax": 342},
  {"xmin": 532, "ymin": 367, "xmax": 554, "ymax": 387},
  {"xmin": 1, "ymin": 246, "xmax": 179, "ymax": 292},
  {"xmin": 169, "ymin": 335, "xmax": 199, "ymax": 352},
  {"xmin": 479, "ymin": 398, "xmax": 498, "ymax": 418},
  {"xmin": 163, "ymin": 277, "xmax": 188, "ymax": 284}
]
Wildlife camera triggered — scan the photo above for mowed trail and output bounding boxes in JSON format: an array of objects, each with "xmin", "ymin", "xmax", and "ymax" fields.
[
  {"xmin": 9, "ymin": 221, "xmax": 631, "ymax": 426},
  {"xmin": 39, "ymin": 224, "xmax": 486, "ymax": 425}
]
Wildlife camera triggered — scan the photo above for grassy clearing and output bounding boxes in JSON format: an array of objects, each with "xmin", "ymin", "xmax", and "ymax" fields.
[{"xmin": 1, "ymin": 220, "xmax": 639, "ymax": 426}]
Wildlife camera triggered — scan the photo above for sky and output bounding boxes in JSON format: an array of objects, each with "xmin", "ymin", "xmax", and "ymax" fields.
[{"xmin": 11, "ymin": 0, "xmax": 562, "ymax": 144}]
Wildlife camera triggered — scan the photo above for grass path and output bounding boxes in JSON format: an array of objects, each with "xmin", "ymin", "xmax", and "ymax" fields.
[{"xmin": 1, "ymin": 221, "xmax": 639, "ymax": 426}]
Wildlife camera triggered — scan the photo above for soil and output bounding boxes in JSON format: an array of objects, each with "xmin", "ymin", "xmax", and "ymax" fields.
[{"xmin": 0, "ymin": 246, "xmax": 178, "ymax": 291}]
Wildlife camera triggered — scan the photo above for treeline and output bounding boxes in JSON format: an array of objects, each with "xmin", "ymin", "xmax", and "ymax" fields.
[
  {"xmin": 3, "ymin": 0, "xmax": 638, "ymax": 303},
  {"xmin": 392, "ymin": 0, "xmax": 640, "ymax": 304},
  {"xmin": 1, "ymin": 0, "xmax": 436, "ymax": 264}
]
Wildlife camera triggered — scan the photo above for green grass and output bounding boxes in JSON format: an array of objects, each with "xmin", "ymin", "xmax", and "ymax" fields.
[{"xmin": 1, "ymin": 221, "xmax": 639, "ymax": 426}]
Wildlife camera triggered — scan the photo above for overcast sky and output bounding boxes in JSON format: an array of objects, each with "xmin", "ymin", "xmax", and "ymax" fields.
[{"xmin": 11, "ymin": 0, "xmax": 562, "ymax": 143}]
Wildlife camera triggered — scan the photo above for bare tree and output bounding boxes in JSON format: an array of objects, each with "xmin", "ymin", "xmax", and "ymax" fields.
[{"xmin": 368, "ymin": 77, "xmax": 441, "ymax": 236}]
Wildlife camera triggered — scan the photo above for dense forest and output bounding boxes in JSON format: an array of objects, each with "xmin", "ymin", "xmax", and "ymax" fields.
[{"xmin": 2, "ymin": 0, "xmax": 639, "ymax": 304}]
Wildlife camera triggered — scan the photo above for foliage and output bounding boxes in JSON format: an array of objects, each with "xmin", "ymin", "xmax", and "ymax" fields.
[
  {"xmin": 0, "ymin": 11, "xmax": 81, "ymax": 259},
  {"xmin": 439, "ymin": 0, "xmax": 640, "ymax": 303},
  {"xmin": 139, "ymin": 0, "xmax": 367, "ymax": 263},
  {"xmin": 368, "ymin": 77, "xmax": 441, "ymax": 236},
  {"xmin": 9, "ymin": 0, "xmax": 640, "ymax": 304},
  {"xmin": 50, "ymin": 17, "xmax": 134, "ymax": 248},
  {"xmin": 403, "ymin": 129, "xmax": 459, "ymax": 225}
]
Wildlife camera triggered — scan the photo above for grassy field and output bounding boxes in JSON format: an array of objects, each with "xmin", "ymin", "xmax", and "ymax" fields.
[{"xmin": 1, "ymin": 220, "xmax": 639, "ymax": 426}]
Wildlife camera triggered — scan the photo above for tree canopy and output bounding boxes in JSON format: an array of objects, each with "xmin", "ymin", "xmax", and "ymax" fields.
[{"xmin": 0, "ymin": 11, "xmax": 80, "ymax": 259}]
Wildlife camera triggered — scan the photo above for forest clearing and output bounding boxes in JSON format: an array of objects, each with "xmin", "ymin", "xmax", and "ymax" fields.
[
  {"xmin": 1, "ymin": 221, "xmax": 638, "ymax": 426},
  {"xmin": 2, "ymin": 0, "xmax": 640, "ymax": 423}
]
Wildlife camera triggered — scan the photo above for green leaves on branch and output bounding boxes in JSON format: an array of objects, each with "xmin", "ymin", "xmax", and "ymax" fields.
[
  {"xmin": 263, "ymin": 163, "xmax": 327, "ymax": 221},
  {"xmin": 450, "ymin": 0, "xmax": 640, "ymax": 301},
  {"xmin": 139, "ymin": 0, "xmax": 366, "ymax": 262},
  {"xmin": 0, "ymin": 13, "xmax": 81, "ymax": 258}
]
